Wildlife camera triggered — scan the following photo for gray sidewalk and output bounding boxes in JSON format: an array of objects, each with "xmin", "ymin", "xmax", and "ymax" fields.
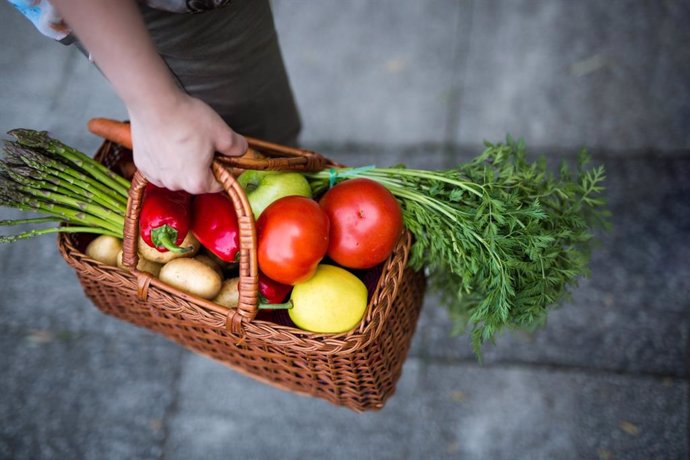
[{"xmin": 1, "ymin": 1, "xmax": 688, "ymax": 459}]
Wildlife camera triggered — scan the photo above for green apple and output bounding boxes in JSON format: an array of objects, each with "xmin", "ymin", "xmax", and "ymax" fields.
[{"xmin": 237, "ymin": 170, "xmax": 312, "ymax": 219}]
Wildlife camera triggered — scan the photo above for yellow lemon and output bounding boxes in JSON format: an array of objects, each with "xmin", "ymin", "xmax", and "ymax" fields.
[{"xmin": 289, "ymin": 264, "xmax": 368, "ymax": 333}]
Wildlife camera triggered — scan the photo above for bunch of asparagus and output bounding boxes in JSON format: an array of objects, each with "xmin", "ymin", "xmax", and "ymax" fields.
[{"xmin": 0, "ymin": 129, "xmax": 129, "ymax": 242}]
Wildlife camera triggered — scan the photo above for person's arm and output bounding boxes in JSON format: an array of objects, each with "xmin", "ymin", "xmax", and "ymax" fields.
[{"xmin": 51, "ymin": 0, "xmax": 247, "ymax": 194}]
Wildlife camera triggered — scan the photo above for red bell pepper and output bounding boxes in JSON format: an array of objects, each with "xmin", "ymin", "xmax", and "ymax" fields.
[
  {"xmin": 259, "ymin": 272, "xmax": 292, "ymax": 304},
  {"xmin": 191, "ymin": 193, "xmax": 240, "ymax": 263},
  {"xmin": 140, "ymin": 184, "xmax": 192, "ymax": 253}
]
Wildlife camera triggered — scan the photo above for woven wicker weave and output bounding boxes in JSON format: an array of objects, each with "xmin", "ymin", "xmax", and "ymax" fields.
[{"xmin": 57, "ymin": 139, "xmax": 426, "ymax": 412}]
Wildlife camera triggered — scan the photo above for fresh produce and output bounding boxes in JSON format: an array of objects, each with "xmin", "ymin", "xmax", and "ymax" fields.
[
  {"xmin": 85, "ymin": 235, "xmax": 122, "ymax": 266},
  {"xmin": 258, "ymin": 272, "xmax": 292, "ymax": 304},
  {"xmin": 87, "ymin": 118, "xmax": 133, "ymax": 150},
  {"xmin": 193, "ymin": 254, "xmax": 224, "ymax": 277},
  {"xmin": 211, "ymin": 273, "xmax": 291, "ymax": 309},
  {"xmin": 319, "ymin": 178, "xmax": 403, "ymax": 269},
  {"xmin": 191, "ymin": 192, "xmax": 240, "ymax": 263},
  {"xmin": 0, "ymin": 128, "xmax": 608, "ymax": 354},
  {"xmin": 212, "ymin": 277, "xmax": 240, "ymax": 308},
  {"xmin": 307, "ymin": 141, "xmax": 609, "ymax": 353},
  {"xmin": 256, "ymin": 196, "xmax": 330, "ymax": 285},
  {"xmin": 0, "ymin": 130, "xmax": 129, "ymax": 243},
  {"xmin": 140, "ymin": 184, "xmax": 193, "ymax": 253},
  {"xmin": 116, "ymin": 249, "xmax": 162, "ymax": 277},
  {"xmin": 159, "ymin": 257, "xmax": 222, "ymax": 300},
  {"xmin": 288, "ymin": 264, "xmax": 368, "ymax": 333},
  {"xmin": 238, "ymin": 170, "xmax": 312, "ymax": 219},
  {"xmin": 138, "ymin": 233, "xmax": 200, "ymax": 264}
]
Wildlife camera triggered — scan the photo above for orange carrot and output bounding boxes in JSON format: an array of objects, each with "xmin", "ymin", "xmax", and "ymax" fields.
[{"xmin": 87, "ymin": 118, "xmax": 132, "ymax": 150}]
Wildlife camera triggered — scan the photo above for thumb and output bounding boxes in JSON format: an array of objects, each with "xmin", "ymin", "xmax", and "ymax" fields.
[{"xmin": 215, "ymin": 128, "xmax": 248, "ymax": 158}]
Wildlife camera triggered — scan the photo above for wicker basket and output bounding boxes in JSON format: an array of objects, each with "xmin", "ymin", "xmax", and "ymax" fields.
[{"xmin": 57, "ymin": 138, "xmax": 426, "ymax": 412}]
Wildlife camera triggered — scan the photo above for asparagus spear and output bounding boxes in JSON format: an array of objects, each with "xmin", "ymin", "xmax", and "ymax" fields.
[
  {"xmin": 0, "ymin": 161, "xmax": 125, "ymax": 215},
  {"xmin": 0, "ymin": 217, "xmax": 60, "ymax": 226},
  {"xmin": 8, "ymin": 129, "xmax": 131, "ymax": 194},
  {"xmin": 0, "ymin": 184, "xmax": 123, "ymax": 237},
  {"xmin": 3, "ymin": 142, "xmax": 128, "ymax": 206},
  {"xmin": 0, "ymin": 225, "xmax": 120, "ymax": 243},
  {"xmin": 13, "ymin": 184, "xmax": 123, "ymax": 233},
  {"xmin": 0, "ymin": 130, "xmax": 134, "ymax": 246}
]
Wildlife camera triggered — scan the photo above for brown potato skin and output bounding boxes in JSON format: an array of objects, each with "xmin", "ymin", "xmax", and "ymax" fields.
[
  {"xmin": 194, "ymin": 254, "xmax": 223, "ymax": 278},
  {"xmin": 212, "ymin": 277, "xmax": 240, "ymax": 308},
  {"xmin": 116, "ymin": 250, "xmax": 162, "ymax": 277},
  {"xmin": 85, "ymin": 235, "xmax": 122, "ymax": 267},
  {"xmin": 159, "ymin": 258, "xmax": 222, "ymax": 300}
]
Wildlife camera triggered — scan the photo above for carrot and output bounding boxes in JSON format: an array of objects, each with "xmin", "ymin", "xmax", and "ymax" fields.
[{"xmin": 87, "ymin": 118, "xmax": 132, "ymax": 150}]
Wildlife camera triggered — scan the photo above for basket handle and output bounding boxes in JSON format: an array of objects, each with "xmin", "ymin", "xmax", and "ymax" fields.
[
  {"xmin": 121, "ymin": 159, "xmax": 260, "ymax": 334},
  {"xmin": 217, "ymin": 136, "xmax": 328, "ymax": 172},
  {"xmin": 87, "ymin": 117, "xmax": 328, "ymax": 172}
]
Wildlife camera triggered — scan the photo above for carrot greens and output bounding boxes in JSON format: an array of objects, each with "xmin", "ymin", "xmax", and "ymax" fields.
[{"xmin": 307, "ymin": 138, "xmax": 609, "ymax": 354}]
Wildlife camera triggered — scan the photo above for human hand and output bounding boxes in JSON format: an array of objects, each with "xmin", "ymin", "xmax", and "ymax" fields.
[
  {"xmin": 129, "ymin": 92, "xmax": 248, "ymax": 194},
  {"xmin": 49, "ymin": 0, "xmax": 247, "ymax": 194}
]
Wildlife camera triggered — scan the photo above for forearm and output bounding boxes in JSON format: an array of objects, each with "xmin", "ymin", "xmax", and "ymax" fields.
[
  {"xmin": 51, "ymin": 0, "xmax": 247, "ymax": 194},
  {"xmin": 51, "ymin": 0, "xmax": 182, "ymax": 113}
]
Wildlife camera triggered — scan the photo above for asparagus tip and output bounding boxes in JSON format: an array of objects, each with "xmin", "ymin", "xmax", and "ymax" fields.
[{"xmin": 8, "ymin": 129, "xmax": 51, "ymax": 149}]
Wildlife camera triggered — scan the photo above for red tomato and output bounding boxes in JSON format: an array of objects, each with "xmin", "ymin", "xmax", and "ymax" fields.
[
  {"xmin": 319, "ymin": 178, "xmax": 403, "ymax": 269},
  {"xmin": 256, "ymin": 196, "xmax": 330, "ymax": 285}
]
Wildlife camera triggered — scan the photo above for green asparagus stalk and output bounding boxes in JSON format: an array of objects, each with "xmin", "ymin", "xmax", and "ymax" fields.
[
  {"xmin": 8, "ymin": 129, "xmax": 131, "ymax": 194},
  {"xmin": 0, "ymin": 131, "xmax": 133, "ymax": 246},
  {"xmin": 0, "ymin": 225, "xmax": 120, "ymax": 243},
  {"xmin": 0, "ymin": 162, "xmax": 125, "ymax": 215},
  {"xmin": 13, "ymin": 184, "xmax": 123, "ymax": 233},
  {"xmin": 0, "ymin": 185, "xmax": 123, "ymax": 237},
  {"xmin": 4, "ymin": 142, "xmax": 128, "ymax": 206},
  {"xmin": 1, "ymin": 164, "xmax": 85, "ymax": 203},
  {"xmin": 0, "ymin": 217, "xmax": 61, "ymax": 226},
  {"xmin": 0, "ymin": 168, "xmax": 118, "ymax": 224}
]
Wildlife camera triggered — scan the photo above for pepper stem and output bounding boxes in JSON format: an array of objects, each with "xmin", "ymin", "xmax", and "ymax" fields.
[
  {"xmin": 151, "ymin": 225, "xmax": 191, "ymax": 254},
  {"xmin": 258, "ymin": 300, "xmax": 293, "ymax": 310}
]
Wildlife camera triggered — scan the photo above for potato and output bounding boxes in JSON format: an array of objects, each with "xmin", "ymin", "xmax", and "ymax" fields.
[
  {"xmin": 85, "ymin": 235, "xmax": 122, "ymax": 267},
  {"xmin": 159, "ymin": 258, "xmax": 222, "ymax": 299},
  {"xmin": 194, "ymin": 254, "xmax": 223, "ymax": 278},
  {"xmin": 116, "ymin": 250, "xmax": 162, "ymax": 277},
  {"xmin": 138, "ymin": 232, "xmax": 200, "ymax": 264},
  {"xmin": 212, "ymin": 277, "xmax": 240, "ymax": 308}
]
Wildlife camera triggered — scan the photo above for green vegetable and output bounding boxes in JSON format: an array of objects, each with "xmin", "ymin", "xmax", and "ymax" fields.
[
  {"xmin": 307, "ymin": 138, "xmax": 609, "ymax": 355},
  {"xmin": 0, "ymin": 130, "xmax": 128, "ymax": 243}
]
